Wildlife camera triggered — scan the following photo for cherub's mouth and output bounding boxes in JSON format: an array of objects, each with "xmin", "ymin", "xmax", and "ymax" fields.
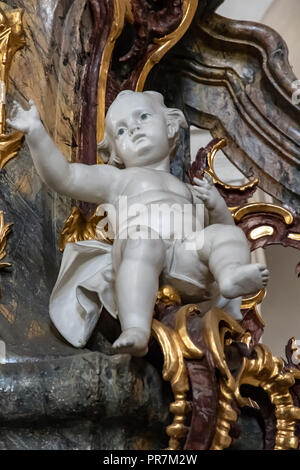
[{"xmin": 132, "ymin": 133, "xmax": 146, "ymax": 143}]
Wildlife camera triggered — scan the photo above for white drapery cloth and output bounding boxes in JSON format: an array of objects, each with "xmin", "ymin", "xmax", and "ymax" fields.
[
  {"xmin": 50, "ymin": 240, "xmax": 117, "ymax": 348},
  {"xmin": 49, "ymin": 239, "xmax": 241, "ymax": 348}
]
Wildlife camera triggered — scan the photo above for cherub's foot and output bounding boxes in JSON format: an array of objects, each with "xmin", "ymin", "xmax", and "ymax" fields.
[
  {"xmin": 219, "ymin": 263, "xmax": 269, "ymax": 299},
  {"xmin": 112, "ymin": 328, "xmax": 149, "ymax": 357}
]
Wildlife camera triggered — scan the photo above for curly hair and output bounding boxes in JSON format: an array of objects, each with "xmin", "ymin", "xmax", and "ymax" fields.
[{"xmin": 97, "ymin": 90, "xmax": 188, "ymax": 167}]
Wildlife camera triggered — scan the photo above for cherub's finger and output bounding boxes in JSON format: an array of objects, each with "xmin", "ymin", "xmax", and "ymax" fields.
[
  {"xmin": 12, "ymin": 100, "xmax": 23, "ymax": 110},
  {"xmin": 194, "ymin": 192, "xmax": 209, "ymax": 200},
  {"xmin": 194, "ymin": 192, "xmax": 208, "ymax": 201},
  {"xmin": 204, "ymin": 173, "xmax": 214, "ymax": 186},
  {"xmin": 10, "ymin": 104, "xmax": 23, "ymax": 118},
  {"xmin": 8, "ymin": 107, "xmax": 19, "ymax": 120},
  {"xmin": 6, "ymin": 118, "xmax": 22, "ymax": 131},
  {"xmin": 193, "ymin": 186, "xmax": 209, "ymax": 195},
  {"xmin": 11, "ymin": 102, "xmax": 18, "ymax": 112},
  {"xmin": 193, "ymin": 183, "xmax": 208, "ymax": 190},
  {"xmin": 193, "ymin": 177, "xmax": 209, "ymax": 187}
]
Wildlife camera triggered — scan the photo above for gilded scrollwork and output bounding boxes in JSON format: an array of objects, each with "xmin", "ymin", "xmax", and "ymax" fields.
[
  {"xmin": 203, "ymin": 308, "xmax": 245, "ymax": 450},
  {"xmin": 205, "ymin": 138, "xmax": 259, "ymax": 192},
  {"xmin": 135, "ymin": 0, "xmax": 199, "ymax": 92},
  {"xmin": 0, "ymin": 4, "xmax": 24, "ymax": 169},
  {"xmin": 151, "ymin": 304, "xmax": 203, "ymax": 450},
  {"xmin": 231, "ymin": 203, "xmax": 294, "ymax": 225},
  {"xmin": 203, "ymin": 308, "xmax": 300, "ymax": 451},
  {"xmin": 59, "ymin": 206, "xmax": 112, "ymax": 251},
  {"xmin": 153, "ymin": 302, "xmax": 300, "ymax": 450},
  {"xmin": 235, "ymin": 345, "xmax": 300, "ymax": 450}
]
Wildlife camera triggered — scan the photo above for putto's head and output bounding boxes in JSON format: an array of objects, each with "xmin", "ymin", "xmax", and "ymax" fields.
[{"xmin": 98, "ymin": 90, "xmax": 188, "ymax": 168}]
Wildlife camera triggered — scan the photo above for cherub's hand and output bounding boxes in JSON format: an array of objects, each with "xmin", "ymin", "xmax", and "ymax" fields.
[
  {"xmin": 192, "ymin": 174, "xmax": 221, "ymax": 210},
  {"xmin": 6, "ymin": 100, "xmax": 41, "ymax": 134}
]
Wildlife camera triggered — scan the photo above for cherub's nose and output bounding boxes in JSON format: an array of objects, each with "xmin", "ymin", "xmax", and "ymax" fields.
[{"xmin": 129, "ymin": 121, "xmax": 140, "ymax": 135}]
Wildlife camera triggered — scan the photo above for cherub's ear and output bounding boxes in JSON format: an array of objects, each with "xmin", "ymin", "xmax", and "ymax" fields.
[
  {"xmin": 97, "ymin": 133, "xmax": 111, "ymax": 163},
  {"xmin": 166, "ymin": 108, "xmax": 188, "ymax": 139},
  {"xmin": 97, "ymin": 132, "xmax": 124, "ymax": 167}
]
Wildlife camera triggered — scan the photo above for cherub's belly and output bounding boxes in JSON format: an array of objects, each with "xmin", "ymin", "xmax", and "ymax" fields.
[{"xmin": 115, "ymin": 191, "xmax": 205, "ymax": 240}]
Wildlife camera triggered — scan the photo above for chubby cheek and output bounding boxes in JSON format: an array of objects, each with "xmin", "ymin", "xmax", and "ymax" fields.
[{"xmin": 116, "ymin": 137, "xmax": 131, "ymax": 155}]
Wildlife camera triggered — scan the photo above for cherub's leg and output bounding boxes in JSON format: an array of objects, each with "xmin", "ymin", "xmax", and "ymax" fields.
[
  {"xmin": 199, "ymin": 224, "xmax": 269, "ymax": 299},
  {"xmin": 113, "ymin": 238, "xmax": 166, "ymax": 357}
]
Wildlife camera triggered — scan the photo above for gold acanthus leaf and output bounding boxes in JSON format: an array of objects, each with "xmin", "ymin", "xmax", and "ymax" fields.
[{"xmin": 59, "ymin": 206, "xmax": 113, "ymax": 251}]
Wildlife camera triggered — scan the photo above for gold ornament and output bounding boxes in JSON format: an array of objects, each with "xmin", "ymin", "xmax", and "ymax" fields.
[
  {"xmin": 59, "ymin": 206, "xmax": 112, "ymax": 251},
  {"xmin": 0, "ymin": 5, "xmax": 24, "ymax": 169},
  {"xmin": 205, "ymin": 139, "xmax": 259, "ymax": 191},
  {"xmin": 151, "ymin": 304, "xmax": 203, "ymax": 450},
  {"xmin": 136, "ymin": 0, "xmax": 200, "ymax": 92}
]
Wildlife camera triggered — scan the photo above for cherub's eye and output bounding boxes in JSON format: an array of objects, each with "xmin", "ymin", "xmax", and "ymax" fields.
[
  {"xmin": 117, "ymin": 128, "xmax": 126, "ymax": 136},
  {"xmin": 140, "ymin": 113, "xmax": 150, "ymax": 121}
]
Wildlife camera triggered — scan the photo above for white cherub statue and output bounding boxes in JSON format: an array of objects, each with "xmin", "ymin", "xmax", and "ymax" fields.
[{"xmin": 8, "ymin": 91, "xmax": 269, "ymax": 356}]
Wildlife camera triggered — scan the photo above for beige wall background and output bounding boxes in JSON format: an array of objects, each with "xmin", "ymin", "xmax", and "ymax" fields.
[
  {"xmin": 192, "ymin": 0, "xmax": 300, "ymax": 357},
  {"xmin": 263, "ymin": 0, "xmax": 300, "ymax": 78}
]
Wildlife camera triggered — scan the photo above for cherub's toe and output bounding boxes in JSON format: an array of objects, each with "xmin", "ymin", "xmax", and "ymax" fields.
[
  {"xmin": 113, "ymin": 339, "xmax": 133, "ymax": 349},
  {"xmin": 258, "ymin": 264, "xmax": 267, "ymax": 272}
]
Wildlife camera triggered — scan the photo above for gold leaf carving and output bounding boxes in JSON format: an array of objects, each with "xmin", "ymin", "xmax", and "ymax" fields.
[
  {"xmin": 0, "ymin": 131, "xmax": 24, "ymax": 169},
  {"xmin": 202, "ymin": 308, "xmax": 300, "ymax": 450},
  {"xmin": 232, "ymin": 202, "xmax": 294, "ymax": 225},
  {"xmin": 235, "ymin": 345, "xmax": 300, "ymax": 450},
  {"xmin": 136, "ymin": 0, "xmax": 200, "ymax": 92},
  {"xmin": 241, "ymin": 288, "xmax": 266, "ymax": 310},
  {"xmin": 59, "ymin": 206, "xmax": 112, "ymax": 251},
  {"xmin": 205, "ymin": 139, "xmax": 259, "ymax": 191},
  {"xmin": 0, "ymin": 5, "xmax": 25, "ymax": 169},
  {"xmin": 151, "ymin": 305, "xmax": 203, "ymax": 450},
  {"xmin": 288, "ymin": 233, "xmax": 300, "ymax": 241},
  {"xmin": 156, "ymin": 285, "xmax": 181, "ymax": 306},
  {"xmin": 250, "ymin": 225, "xmax": 274, "ymax": 240}
]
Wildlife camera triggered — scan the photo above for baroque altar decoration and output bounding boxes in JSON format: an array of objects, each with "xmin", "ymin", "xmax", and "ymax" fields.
[{"xmin": 0, "ymin": 0, "xmax": 299, "ymax": 451}]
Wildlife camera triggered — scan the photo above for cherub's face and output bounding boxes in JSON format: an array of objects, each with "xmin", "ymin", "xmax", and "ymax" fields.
[{"xmin": 106, "ymin": 93, "xmax": 171, "ymax": 168}]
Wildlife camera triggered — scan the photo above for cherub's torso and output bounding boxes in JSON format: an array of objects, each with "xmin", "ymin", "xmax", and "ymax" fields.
[
  {"xmin": 113, "ymin": 167, "xmax": 192, "ymax": 202},
  {"xmin": 107, "ymin": 166, "xmax": 206, "ymax": 241}
]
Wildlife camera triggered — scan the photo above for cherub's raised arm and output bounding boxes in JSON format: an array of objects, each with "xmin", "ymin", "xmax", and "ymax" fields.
[{"xmin": 7, "ymin": 101, "xmax": 119, "ymax": 204}]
